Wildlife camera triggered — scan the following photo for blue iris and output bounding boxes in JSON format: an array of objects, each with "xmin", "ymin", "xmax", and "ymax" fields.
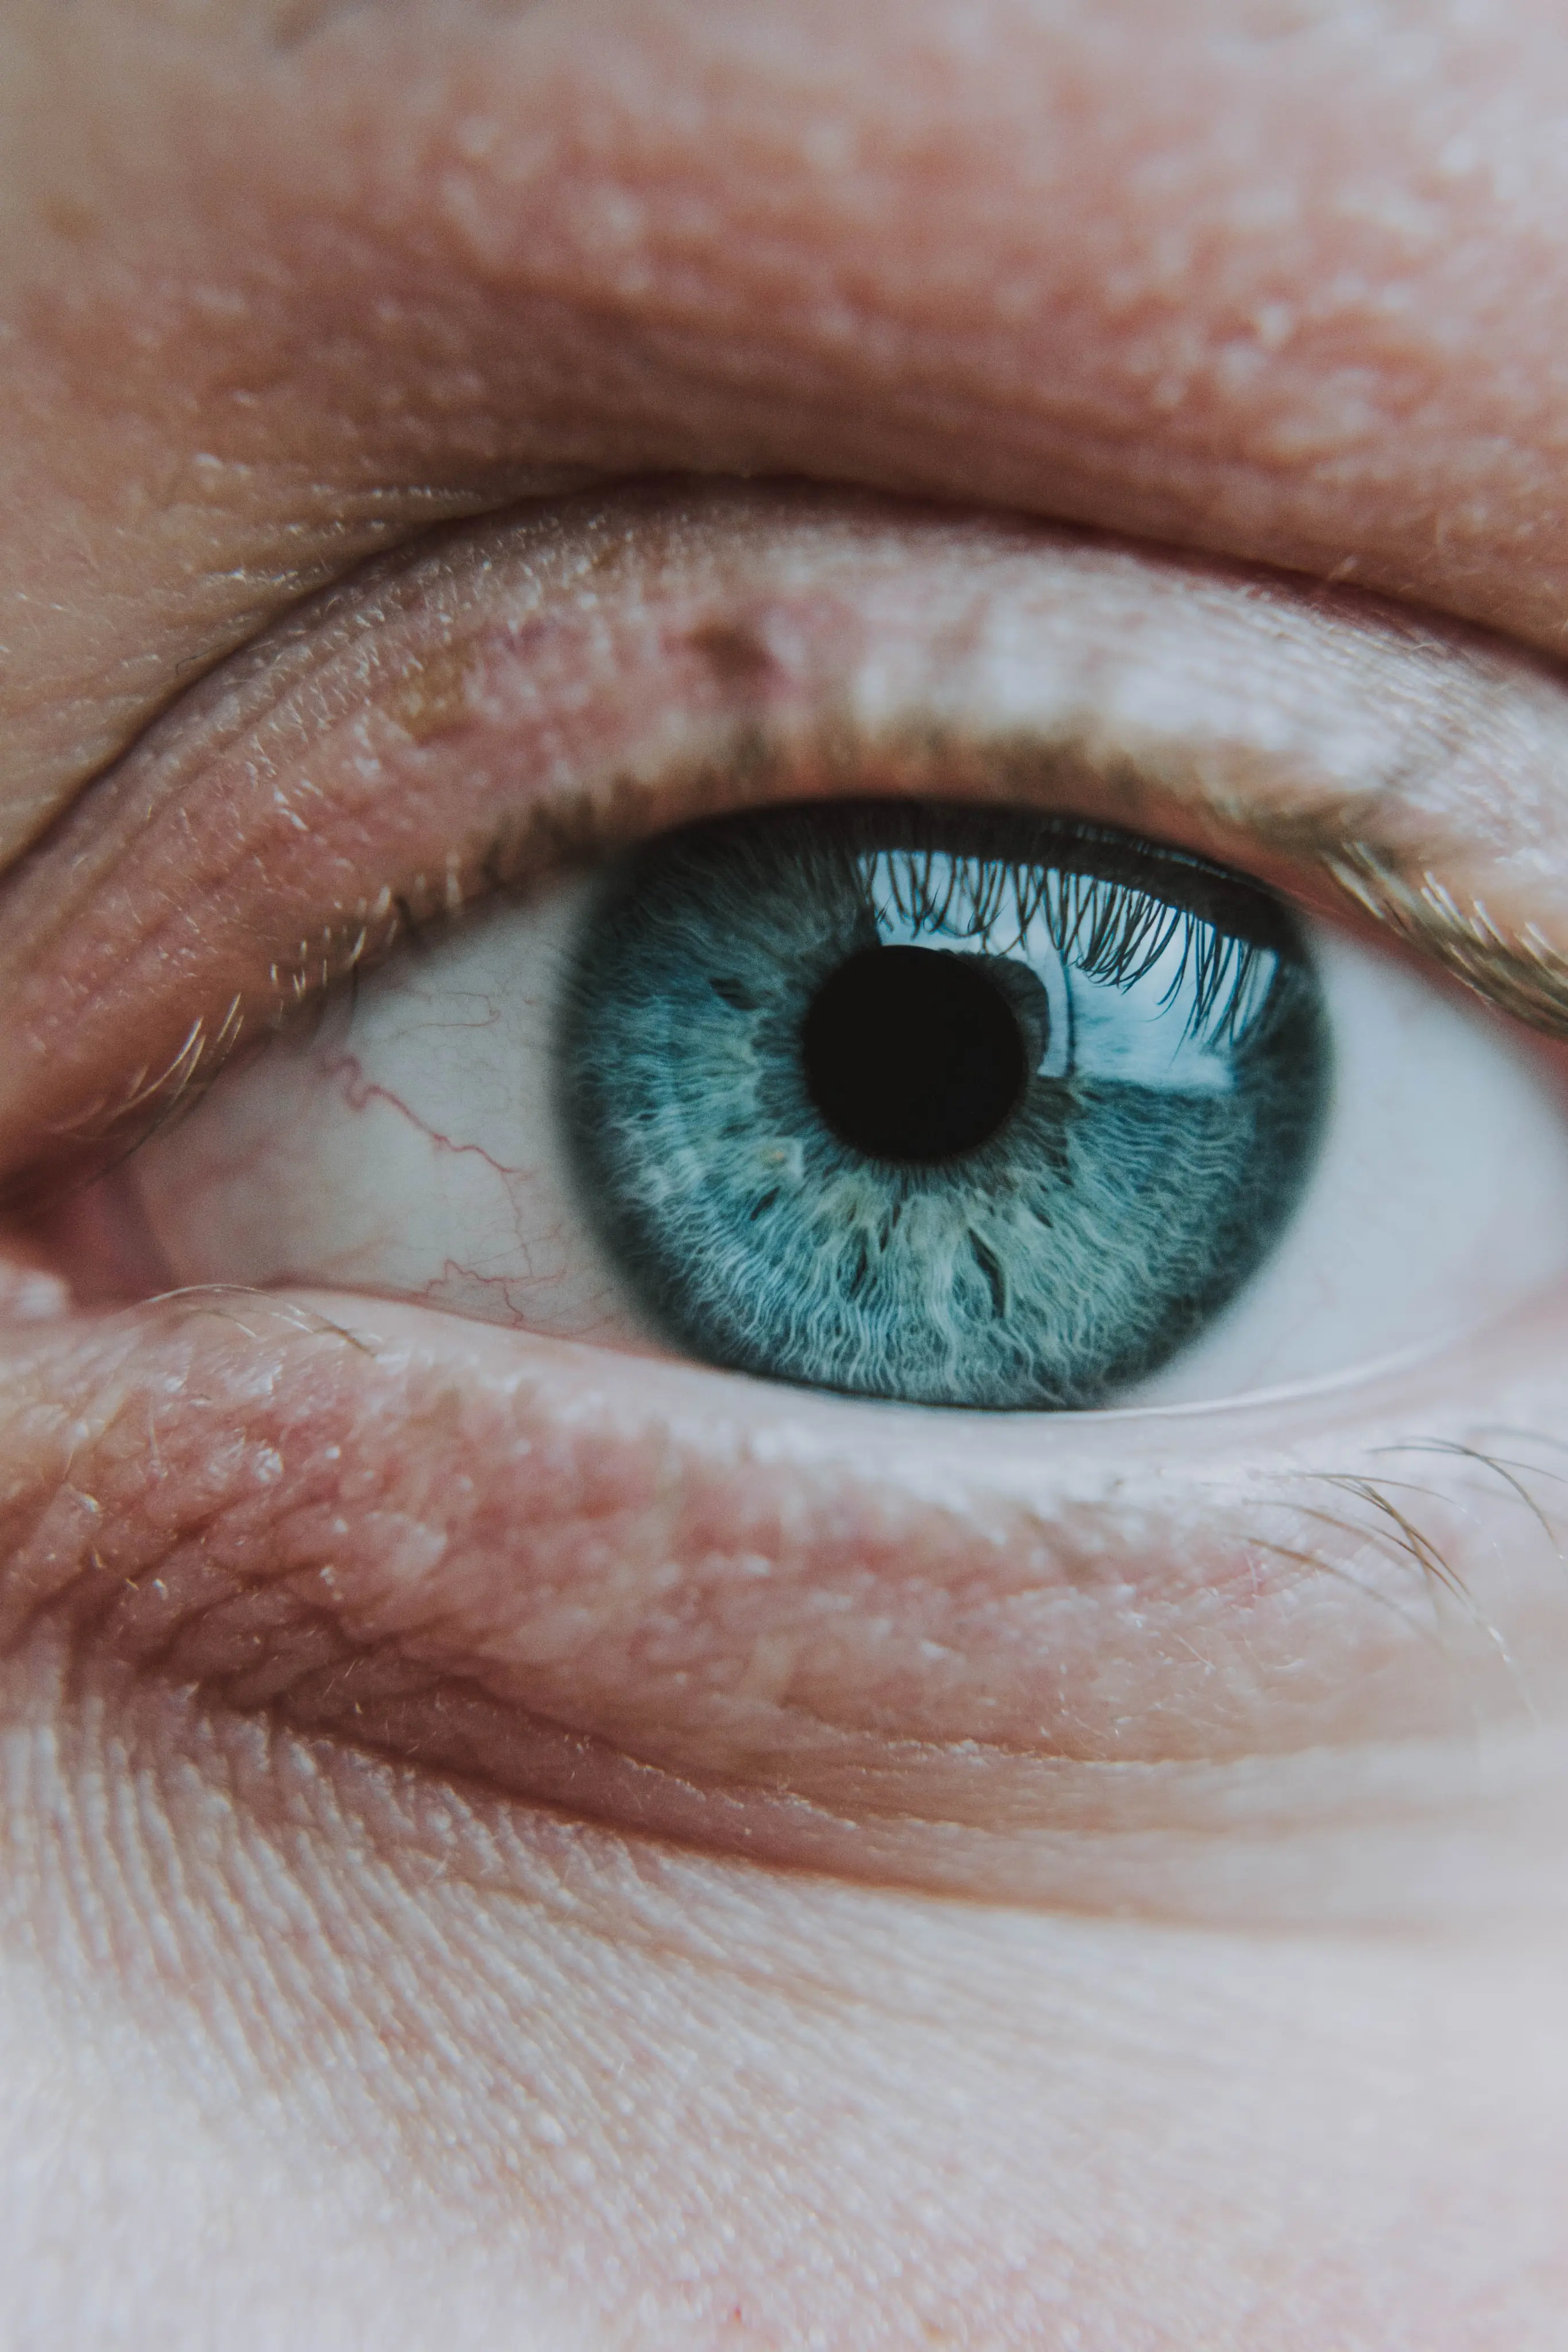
[{"xmin": 560, "ymin": 803, "xmax": 1330, "ymax": 1409}]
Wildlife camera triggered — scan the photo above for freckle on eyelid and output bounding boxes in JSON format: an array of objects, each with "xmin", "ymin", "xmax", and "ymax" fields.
[{"xmin": 390, "ymin": 641, "xmax": 485, "ymax": 744}]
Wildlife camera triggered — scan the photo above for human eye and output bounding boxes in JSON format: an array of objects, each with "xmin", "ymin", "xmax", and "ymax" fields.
[
  {"xmin": 103, "ymin": 785, "xmax": 1563, "ymax": 1419},
  {"xmin": 6, "ymin": 477, "xmax": 1568, "ymax": 1912}
]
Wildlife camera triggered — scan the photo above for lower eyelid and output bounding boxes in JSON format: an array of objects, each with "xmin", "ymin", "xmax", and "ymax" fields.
[{"xmin": 4, "ymin": 1283, "xmax": 1564, "ymax": 1913}]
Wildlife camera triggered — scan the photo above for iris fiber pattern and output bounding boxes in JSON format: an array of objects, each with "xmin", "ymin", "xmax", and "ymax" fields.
[{"xmin": 560, "ymin": 803, "xmax": 1330, "ymax": 1409}]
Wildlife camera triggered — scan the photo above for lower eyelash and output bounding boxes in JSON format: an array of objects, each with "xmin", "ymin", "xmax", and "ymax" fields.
[
  {"xmin": 3, "ymin": 1278, "xmax": 1552, "ymax": 1843},
  {"xmin": 1249, "ymin": 1437, "xmax": 1568, "ymax": 1724}
]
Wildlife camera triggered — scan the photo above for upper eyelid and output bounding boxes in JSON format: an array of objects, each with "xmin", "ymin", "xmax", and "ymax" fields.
[{"xmin": 2, "ymin": 475, "xmax": 1568, "ymax": 1181}]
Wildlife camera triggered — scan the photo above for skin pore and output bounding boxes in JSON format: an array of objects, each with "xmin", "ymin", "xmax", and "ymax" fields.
[{"xmin": 9, "ymin": 2, "xmax": 1568, "ymax": 2347}]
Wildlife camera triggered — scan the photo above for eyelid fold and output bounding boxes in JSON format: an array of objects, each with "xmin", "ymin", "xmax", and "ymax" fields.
[{"xmin": 2, "ymin": 477, "xmax": 1568, "ymax": 1191}]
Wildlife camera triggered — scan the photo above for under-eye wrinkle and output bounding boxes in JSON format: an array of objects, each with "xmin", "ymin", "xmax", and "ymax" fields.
[{"xmin": 560, "ymin": 803, "xmax": 1331, "ymax": 1409}]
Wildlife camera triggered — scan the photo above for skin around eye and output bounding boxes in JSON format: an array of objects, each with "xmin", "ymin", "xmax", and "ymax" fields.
[
  {"xmin": 11, "ymin": 485, "xmax": 1568, "ymax": 1902},
  {"xmin": 118, "ymin": 800, "xmax": 1568, "ymax": 1415},
  {"xmin": 17, "ymin": 14, "xmax": 1568, "ymax": 2352}
]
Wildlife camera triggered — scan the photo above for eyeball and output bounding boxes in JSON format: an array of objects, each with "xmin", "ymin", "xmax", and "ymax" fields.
[{"xmin": 120, "ymin": 800, "xmax": 1568, "ymax": 1415}]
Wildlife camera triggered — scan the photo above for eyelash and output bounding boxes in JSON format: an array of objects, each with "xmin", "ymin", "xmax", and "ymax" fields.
[
  {"xmin": 11, "ymin": 747, "xmax": 1254, "ymax": 1178},
  {"xmin": 1324, "ymin": 835, "xmax": 1568, "ymax": 1043},
  {"xmin": 855, "ymin": 823, "xmax": 1283, "ymax": 1040},
  {"xmin": 0, "ymin": 782, "xmax": 1505, "ymax": 1237}
]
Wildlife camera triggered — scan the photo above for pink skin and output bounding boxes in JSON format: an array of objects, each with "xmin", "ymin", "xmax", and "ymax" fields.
[
  {"xmin": 7, "ymin": 1282, "xmax": 1568, "ymax": 1918},
  {"xmin": 10, "ymin": 7, "xmax": 1568, "ymax": 2350},
  {"xmin": 13, "ymin": 0, "xmax": 1568, "ymax": 853}
]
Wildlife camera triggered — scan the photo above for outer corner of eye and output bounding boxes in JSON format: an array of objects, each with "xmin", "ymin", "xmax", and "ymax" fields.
[{"xmin": 111, "ymin": 794, "xmax": 1568, "ymax": 1419}]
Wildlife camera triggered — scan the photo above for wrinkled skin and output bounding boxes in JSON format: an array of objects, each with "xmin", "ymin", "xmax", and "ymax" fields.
[{"xmin": 6, "ymin": 5, "xmax": 1568, "ymax": 2347}]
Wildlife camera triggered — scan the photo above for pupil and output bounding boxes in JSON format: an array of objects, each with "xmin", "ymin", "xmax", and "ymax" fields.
[{"xmin": 802, "ymin": 944, "xmax": 1031, "ymax": 1162}]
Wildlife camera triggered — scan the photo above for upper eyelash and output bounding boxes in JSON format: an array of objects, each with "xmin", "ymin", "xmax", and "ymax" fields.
[
  {"xmin": 859, "ymin": 831, "xmax": 1283, "ymax": 1043},
  {"xmin": 15, "ymin": 687, "xmax": 1565, "ymax": 1204},
  {"xmin": 28, "ymin": 810, "xmax": 1290, "ymax": 1217},
  {"xmin": 1321, "ymin": 837, "xmax": 1568, "ymax": 1042}
]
